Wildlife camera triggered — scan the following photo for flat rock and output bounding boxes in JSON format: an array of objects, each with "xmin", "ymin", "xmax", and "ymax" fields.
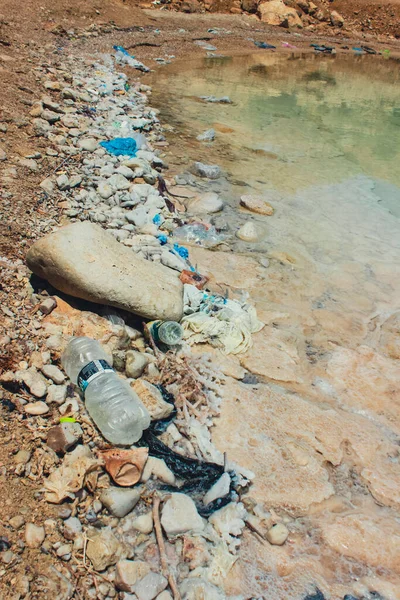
[
  {"xmin": 189, "ymin": 192, "xmax": 224, "ymax": 214},
  {"xmin": 236, "ymin": 221, "xmax": 262, "ymax": 242},
  {"xmin": 125, "ymin": 350, "xmax": 149, "ymax": 378},
  {"xmin": 197, "ymin": 128, "xmax": 216, "ymax": 142},
  {"xmin": 161, "ymin": 493, "xmax": 204, "ymax": 535},
  {"xmin": 77, "ymin": 138, "xmax": 98, "ymax": 152},
  {"xmin": 240, "ymin": 195, "xmax": 274, "ymax": 215},
  {"xmin": 25, "ymin": 401, "xmax": 49, "ymax": 415},
  {"xmin": 47, "ymin": 422, "xmax": 83, "ymax": 453},
  {"xmin": 47, "ymin": 384, "xmax": 67, "ymax": 404},
  {"xmin": 26, "ymin": 222, "xmax": 184, "ymax": 321}
]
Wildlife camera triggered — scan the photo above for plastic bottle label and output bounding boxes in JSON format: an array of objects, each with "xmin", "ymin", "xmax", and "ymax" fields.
[{"xmin": 77, "ymin": 360, "xmax": 113, "ymax": 392}]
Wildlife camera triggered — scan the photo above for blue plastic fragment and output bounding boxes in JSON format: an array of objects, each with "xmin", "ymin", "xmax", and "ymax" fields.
[
  {"xmin": 158, "ymin": 234, "xmax": 168, "ymax": 245},
  {"xmin": 99, "ymin": 138, "xmax": 138, "ymax": 157},
  {"xmin": 254, "ymin": 41, "xmax": 276, "ymax": 50},
  {"xmin": 352, "ymin": 47, "xmax": 364, "ymax": 53},
  {"xmin": 113, "ymin": 45, "xmax": 134, "ymax": 57},
  {"xmin": 153, "ymin": 214, "xmax": 162, "ymax": 226},
  {"xmin": 173, "ymin": 243, "xmax": 189, "ymax": 259}
]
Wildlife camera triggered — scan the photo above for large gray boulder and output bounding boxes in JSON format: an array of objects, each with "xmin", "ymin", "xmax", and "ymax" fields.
[{"xmin": 26, "ymin": 222, "xmax": 183, "ymax": 321}]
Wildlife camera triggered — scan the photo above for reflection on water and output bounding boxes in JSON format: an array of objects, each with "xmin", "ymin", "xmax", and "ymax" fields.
[{"xmin": 149, "ymin": 54, "xmax": 400, "ymax": 599}]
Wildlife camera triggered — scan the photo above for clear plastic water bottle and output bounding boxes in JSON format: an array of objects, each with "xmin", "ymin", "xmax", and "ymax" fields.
[
  {"xmin": 148, "ymin": 321, "xmax": 183, "ymax": 347},
  {"xmin": 61, "ymin": 337, "xmax": 150, "ymax": 445}
]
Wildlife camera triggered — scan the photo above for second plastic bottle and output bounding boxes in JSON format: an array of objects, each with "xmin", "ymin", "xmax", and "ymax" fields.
[{"xmin": 61, "ymin": 337, "xmax": 150, "ymax": 445}]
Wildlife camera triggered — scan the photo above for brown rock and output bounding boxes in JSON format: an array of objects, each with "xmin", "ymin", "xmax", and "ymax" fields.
[
  {"xmin": 330, "ymin": 10, "xmax": 344, "ymax": 27},
  {"xmin": 181, "ymin": 0, "xmax": 202, "ymax": 12},
  {"xmin": 258, "ymin": 0, "xmax": 303, "ymax": 27},
  {"xmin": 47, "ymin": 422, "xmax": 83, "ymax": 454},
  {"xmin": 240, "ymin": 195, "xmax": 274, "ymax": 216},
  {"xmin": 241, "ymin": 0, "xmax": 258, "ymax": 12}
]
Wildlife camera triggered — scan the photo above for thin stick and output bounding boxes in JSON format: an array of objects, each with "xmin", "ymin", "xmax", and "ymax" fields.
[{"xmin": 152, "ymin": 494, "xmax": 181, "ymax": 600}]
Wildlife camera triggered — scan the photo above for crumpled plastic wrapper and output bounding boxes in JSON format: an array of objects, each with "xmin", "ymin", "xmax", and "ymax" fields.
[
  {"xmin": 181, "ymin": 285, "xmax": 264, "ymax": 354},
  {"xmin": 43, "ymin": 445, "xmax": 102, "ymax": 504}
]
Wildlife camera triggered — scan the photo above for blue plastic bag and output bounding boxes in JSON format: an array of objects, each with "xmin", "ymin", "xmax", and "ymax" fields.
[{"xmin": 100, "ymin": 138, "xmax": 138, "ymax": 157}]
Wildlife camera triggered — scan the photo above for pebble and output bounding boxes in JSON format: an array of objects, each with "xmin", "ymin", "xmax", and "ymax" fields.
[
  {"xmin": 47, "ymin": 384, "xmax": 67, "ymax": 404},
  {"xmin": 0, "ymin": 147, "xmax": 7, "ymax": 161},
  {"xmin": 41, "ymin": 364, "xmax": 65, "ymax": 384},
  {"xmin": 196, "ymin": 128, "xmax": 216, "ymax": 142},
  {"xmin": 191, "ymin": 162, "xmax": 221, "ymax": 179},
  {"xmin": 56, "ymin": 543, "xmax": 72, "ymax": 560},
  {"xmin": 236, "ymin": 221, "xmax": 261, "ymax": 242},
  {"xmin": 131, "ymin": 379, "xmax": 173, "ymax": 420},
  {"xmin": 135, "ymin": 572, "xmax": 168, "ymax": 600},
  {"xmin": 266, "ymin": 522, "xmax": 289, "ymax": 545},
  {"xmin": 156, "ymin": 593, "xmax": 173, "ymax": 600},
  {"xmin": 47, "ymin": 422, "xmax": 83, "ymax": 453},
  {"xmin": 14, "ymin": 449, "xmax": 31, "ymax": 465},
  {"xmin": 108, "ymin": 173, "xmax": 131, "ymax": 191},
  {"xmin": 98, "ymin": 181, "xmax": 114, "ymax": 199},
  {"xmin": 39, "ymin": 296, "xmax": 57, "ymax": 315},
  {"xmin": 131, "ymin": 512, "xmax": 153, "ymax": 534},
  {"xmin": 18, "ymin": 367, "xmax": 48, "ymax": 398},
  {"xmin": 24, "ymin": 401, "xmax": 49, "ymax": 415},
  {"xmin": 115, "ymin": 560, "xmax": 151, "ymax": 592},
  {"xmin": 100, "ymin": 487, "xmax": 141, "ymax": 518},
  {"xmin": 86, "ymin": 527, "xmax": 123, "ymax": 571},
  {"xmin": 57, "ymin": 174, "xmax": 70, "ymax": 190},
  {"xmin": 41, "ymin": 109, "xmax": 61, "ymax": 123},
  {"xmin": 25, "ymin": 523, "xmax": 45, "ymax": 548},
  {"xmin": 189, "ymin": 191, "xmax": 224, "ymax": 214},
  {"xmin": 19, "ymin": 158, "xmax": 39, "ymax": 171},
  {"xmin": 125, "ymin": 350, "xmax": 149, "ymax": 378},
  {"xmin": 69, "ymin": 174, "xmax": 82, "ymax": 188},
  {"xmin": 141, "ymin": 457, "xmax": 175, "ymax": 485},
  {"xmin": 77, "ymin": 138, "xmax": 98, "ymax": 152},
  {"xmin": 39, "ymin": 178, "xmax": 55, "ymax": 195},
  {"xmin": 161, "ymin": 493, "xmax": 204, "ymax": 535},
  {"xmin": 9, "ymin": 515, "xmax": 25, "ymax": 530},
  {"xmin": 203, "ymin": 472, "xmax": 231, "ymax": 506}
]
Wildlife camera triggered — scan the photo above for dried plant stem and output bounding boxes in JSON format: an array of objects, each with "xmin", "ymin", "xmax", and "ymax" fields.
[{"xmin": 152, "ymin": 494, "xmax": 181, "ymax": 600}]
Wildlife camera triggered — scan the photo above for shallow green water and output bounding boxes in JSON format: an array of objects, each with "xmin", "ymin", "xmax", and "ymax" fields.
[{"xmin": 151, "ymin": 52, "xmax": 400, "ymax": 215}]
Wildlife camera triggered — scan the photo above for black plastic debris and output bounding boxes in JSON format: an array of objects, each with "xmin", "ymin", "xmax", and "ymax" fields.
[
  {"xmin": 254, "ymin": 41, "xmax": 276, "ymax": 50},
  {"xmin": 311, "ymin": 44, "xmax": 334, "ymax": 54},
  {"xmin": 0, "ymin": 536, "xmax": 11, "ymax": 551},
  {"xmin": 149, "ymin": 385, "xmax": 177, "ymax": 435},
  {"xmin": 304, "ymin": 589, "xmax": 325, "ymax": 600},
  {"xmin": 361, "ymin": 45, "xmax": 377, "ymax": 54},
  {"xmin": 1, "ymin": 398, "xmax": 16, "ymax": 412}
]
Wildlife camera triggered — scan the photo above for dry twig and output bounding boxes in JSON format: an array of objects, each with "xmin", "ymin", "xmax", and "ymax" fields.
[{"xmin": 152, "ymin": 493, "xmax": 181, "ymax": 600}]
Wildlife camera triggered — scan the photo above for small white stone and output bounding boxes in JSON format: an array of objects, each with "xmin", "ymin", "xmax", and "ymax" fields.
[
  {"xmin": 203, "ymin": 473, "xmax": 231, "ymax": 506},
  {"xmin": 78, "ymin": 138, "xmax": 98, "ymax": 152},
  {"xmin": 57, "ymin": 174, "xmax": 70, "ymax": 190},
  {"xmin": 47, "ymin": 384, "xmax": 67, "ymax": 404},
  {"xmin": 100, "ymin": 487, "xmax": 141, "ymax": 518},
  {"xmin": 41, "ymin": 364, "xmax": 65, "ymax": 384},
  {"xmin": 266, "ymin": 522, "xmax": 289, "ymax": 545},
  {"xmin": 125, "ymin": 351, "xmax": 149, "ymax": 379},
  {"xmin": 108, "ymin": 173, "xmax": 131, "ymax": 191},
  {"xmin": 116, "ymin": 165, "xmax": 134, "ymax": 179},
  {"xmin": 40, "ymin": 178, "xmax": 55, "ymax": 194},
  {"xmin": 56, "ymin": 543, "xmax": 72, "ymax": 559},
  {"xmin": 141, "ymin": 457, "xmax": 175, "ymax": 485},
  {"xmin": 98, "ymin": 181, "xmax": 114, "ymax": 199},
  {"xmin": 25, "ymin": 523, "xmax": 45, "ymax": 548},
  {"xmin": 25, "ymin": 401, "xmax": 49, "ymax": 415},
  {"xmin": 18, "ymin": 367, "xmax": 48, "ymax": 398},
  {"xmin": 14, "ymin": 449, "xmax": 31, "ymax": 465},
  {"xmin": 39, "ymin": 297, "xmax": 57, "ymax": 315},
  {"xmin": 131, "ymin": 512, "xmax": 153, "ymax": 535},
  {"xmin": 236, "ymin": 221, "xmax": 261, "ymax": 242},
  {"xmin": 63, "ymin": 517, "xmax": 82, "ymax": 540},
  {"xmin": 156, "ymin": 592, "xmax": 173, "ymax": 600},
  {"xmin": 161, "ymin": 493, "xmax": 204, "ymax": 536},
  {"xmin": 189, "ymin": 192, "xmax": 223, "ymax": 214}
]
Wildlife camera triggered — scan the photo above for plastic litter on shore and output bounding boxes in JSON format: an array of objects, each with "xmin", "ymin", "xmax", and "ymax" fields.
[{"xmin": 99, "ymin": 137, "xmax": 138, "ymax": 157}]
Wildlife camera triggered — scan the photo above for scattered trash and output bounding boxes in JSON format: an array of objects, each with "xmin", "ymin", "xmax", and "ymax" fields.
[
  {"xmin": 99, "ymin": 447, "xmax": 149, "ymax": 486},
  {"xmin": 254, "ymin": 41, "xmax": 276, "ymax": 49},
  {"xmin": 113, "ymin": 45, "xmax": 150, "ymax": 72},
  {"xmin": 311, "ymin": 44, "xmax": 334, "ymax": 54},
  {"xmin": 43, "ymin": 445, "xmax": 102, "ymax": 504},
  {"xmin": 137, "ymin": 431, "xmax": 233, "ymax": 516},
  {"xmin": 173, "ymin": 223, "xmax": 225, "ymax": 248},
  {"xmin": 194, "ymin": 40, "xmax": 217, "ymax": 51},
  {"xmin": 181, "ymin": 285, "xmax": 265, "ymax": 354},
  {"xmin": 281, "ymin": 41, "xmax": 297, "ymax": 49},
  {"xmin": 179, "ymin": 269, "xmax": 209, "ymax": 290},
  {"xmin": 62, "ymin": 337, "xmax": 151, "ymax": 445},
  {"xmin": 200, "ymin": 95, "xmax": 232, "ymax": 104},
  {"xmin": 99, "ymin": 137, "xmax": 138, "ymax": 158},
  {"xmin": 352, "ymin": 47, "xmax": 364, "ymax": 54},
  {"xmin": 361, "ymin": 45, "xmax": 378, "ymax": 54},
  {"xmin": 383, "ymin": 49, "xmax": 391, "ymax": 59}
]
